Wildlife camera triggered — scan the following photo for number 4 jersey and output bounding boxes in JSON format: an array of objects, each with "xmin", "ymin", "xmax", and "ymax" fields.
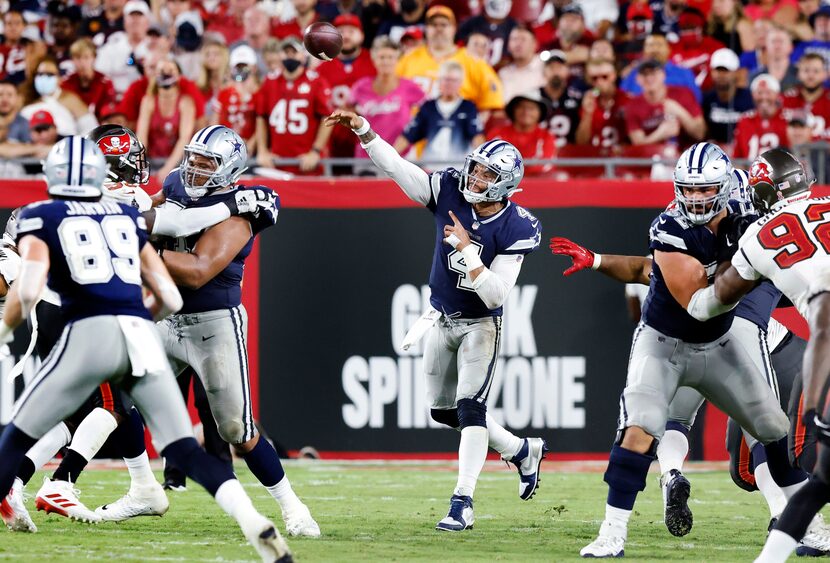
[
  {"xmin": 731, "ymin": 196, "xmax": 830, "ymax": 317},
  {"xmin": 427, "ymin": 168, "xmax": 542, "ymax": 318},
  {"xmin": 16, "ymin": 199, "xmax": 150, "ymax": 322}
]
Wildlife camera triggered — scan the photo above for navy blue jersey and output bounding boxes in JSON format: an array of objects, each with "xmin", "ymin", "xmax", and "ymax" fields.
[
  {"xmin": 16, "ymin": 199, "xmax": 150, "ymax": 323},
  {"xmin": 734, "ymin": 281, "xmax": 781, "ymax": 331},
  {"xmin": 161, "ymin": 171, "xmax": 278, "ymax": 314},
  {"xmin": 426, "ymin": 168, "xmax": 541, "ymax": 318}
]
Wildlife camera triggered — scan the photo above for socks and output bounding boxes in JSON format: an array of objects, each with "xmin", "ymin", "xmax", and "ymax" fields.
[
  {"xmin": 454, "ymin": 426, "xmax": 488, "ymax": 498},
  {"xmin": 757, "ymin": 530, "xmax": 799, "ymax": 562},
  {"xmin": 266, "ymin": 478, "xmax": 302, "ymax": 511},
  {"xmin": 162, "ymin": 437, "xmax": 235, "ymax": 496},
  {"xmin": 754, "ymin": 462, "xmax": 788, "ymax": 518},
  {"xmin": 52, "ymin": 450, "xmax": 88, "ymax": 484},
  {"xmin": 764, "ymin": 437, "xmax": 808, "ymax": 492},
  {"xmin": 242, "ymin": 437, "xmax": 286, "ymax": 488},
  {"xmin": 776, "ymin": 478, "xmax": 830, "ymax": 540},
  {"xmin": 602, "ymin": 504, "xmax": 632, "ymax": 536},
  {"xmin": 125, "ymin": 451, "xmax": 157, "ymax": 488},
  {"xmin": 19, "ymin": 422, "xmax": 72, "ymax": 484},
  {"xmin": 657, "ymin": 428, "xmax": 689, "ymax": 475},
  {"xmin": 0, "ymin": 424, "xmax": 38, "ymax": 498},
  {"xmin": 114, "ymin": 408, "xmax": 149, "ymax": 460},
  {"xmin": 215, "ymin": 479, "xmax": 263, "ymax": 529},
  {"xmin": 485, "ymin": 414, "xmax": 523, "ymax": 459}
]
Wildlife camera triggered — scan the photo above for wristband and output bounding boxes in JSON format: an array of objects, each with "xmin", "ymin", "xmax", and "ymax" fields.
[
  {"xmin": 592, "ymin": 253, "xmax": 602, "ymax": 270},
  {"xmin": 353, "ymin": 117, "xmax": 371, "ymax": 136},
  {"xmin": 445, "ymin": 234, "xmax": 462, "ymax": 248},
  {"xmin": 460, "ymin": 244, "xmax": 484, "ymax": 272},
  {"xmin": 311, "ymin": 146, "xmax": 322, "ymax": 154}
]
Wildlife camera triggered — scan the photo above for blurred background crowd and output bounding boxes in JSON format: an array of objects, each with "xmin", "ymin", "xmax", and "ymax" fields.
[{"xmin": 1, "ymin": 0, "xmax": 830, "ymax": 180}]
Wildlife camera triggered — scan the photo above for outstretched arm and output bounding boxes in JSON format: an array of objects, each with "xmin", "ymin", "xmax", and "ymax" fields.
[
  {"xmin": 140, "ymin": 242, "xmax": 183, "ymax": 321},
  {"xmin": 145, "ymin": 189, "xmax": 277, "ymax": 237},
  {"xmin": 549, "ymin": 237, "xmax": 652, "ymax": 284},
  {"xmin": 325, "ymin": 110, "xmax": 432, "ymax": 206}
]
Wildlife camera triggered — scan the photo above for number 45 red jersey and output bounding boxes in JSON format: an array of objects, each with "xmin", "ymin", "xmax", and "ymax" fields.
[
  {"xmin": 255, "ymin": 69, "xmax": 333, "ymax": 157},
  {"xmin": 732, "ymin": 197, "xmax": 830, "ymax": 317}
]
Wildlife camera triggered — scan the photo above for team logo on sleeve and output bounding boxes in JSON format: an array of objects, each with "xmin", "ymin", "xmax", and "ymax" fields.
[{"xmin": 98, "ymin": 133, "xmax": 131, "ymax": 155}]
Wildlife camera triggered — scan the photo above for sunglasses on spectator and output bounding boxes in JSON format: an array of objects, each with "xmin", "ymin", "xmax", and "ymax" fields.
[{"xmin": 589, "ymin": 73, "xmax": 612, "ymax": 81}]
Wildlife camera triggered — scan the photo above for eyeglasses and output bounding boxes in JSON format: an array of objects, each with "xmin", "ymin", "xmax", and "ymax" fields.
[{"xmin": 589, "ymin": 73, "xmax": 612, "ymax": 81}]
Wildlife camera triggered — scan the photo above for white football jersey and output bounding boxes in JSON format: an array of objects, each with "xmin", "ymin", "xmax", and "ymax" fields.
[
  {"xmin": 0, "ymin": 245, "xmax": 21, "ymax": 317},
  {"xmin": 731, "ymin": 196, "xmax": 830, "ymax": 317}
]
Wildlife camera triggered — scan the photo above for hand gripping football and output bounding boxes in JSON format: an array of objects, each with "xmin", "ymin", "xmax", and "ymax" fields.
[{"xmin": 303, "ymin": 22, "xmax": 343, "ymax": 61}]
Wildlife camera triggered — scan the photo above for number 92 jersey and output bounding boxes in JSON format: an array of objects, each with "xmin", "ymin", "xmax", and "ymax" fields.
[
  {"xmin": 426, "ymin": 168, "xmax": 542, "ymax": 318},
  {"xmin": 16, "ymin": 199, "xmax": 150, "ymax": 322},
  {"xmin": 731, "ymin": 196, "xmax": 830, "ymax": 317}
]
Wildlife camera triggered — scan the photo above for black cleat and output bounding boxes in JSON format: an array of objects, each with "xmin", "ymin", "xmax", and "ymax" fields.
[{"xmin": 662, "ymin": 469, "xmax": 693, "ymax": 537}]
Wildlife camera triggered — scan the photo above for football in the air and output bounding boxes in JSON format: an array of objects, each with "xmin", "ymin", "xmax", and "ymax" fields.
[{"xmin": 303, "ymin": 22, "xmax": 343, "ymax": 61}]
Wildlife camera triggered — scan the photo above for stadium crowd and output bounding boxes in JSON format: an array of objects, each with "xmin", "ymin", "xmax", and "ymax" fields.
[{"xmin": 0, "ymin": 0, "xmax": 830, "ymax": 178}]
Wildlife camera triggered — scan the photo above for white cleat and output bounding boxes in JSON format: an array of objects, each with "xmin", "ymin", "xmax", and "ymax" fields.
[
  {"xmin": 580, "ymin": 521, "xmax": 626, "ymax": 558},
  {"xmin": 798, "ymin": 513, "xmax": 830, "ymax": 556},
  {"xmin": 95, "ymin": 483, "xmax": 169, "ymax": 522},
  {"xmin": 35, "ymin": 478, "xmax": 101, "ymax": 523},
  {"xmin": 5, "ymin": 478, "xmax": 36, "ymax": 532},
  {"xmin": 242, "ymin": 514, "xmax": 293, "ymax": 563},
  {"xmin": 282, "ymin": 501, "xmax": 321, "ymax": 537},
  {"xmin": 504, "ymin": 437, "xmax": 549, "ymax": 501}
]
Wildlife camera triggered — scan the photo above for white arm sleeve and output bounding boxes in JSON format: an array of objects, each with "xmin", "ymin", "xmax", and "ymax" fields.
[
  {"xmin": 151, "ymin": 203, "xmax": 232, "ymax": 237},
  {"xmin": 362, "ymin": 135, "xmax": 434, "ymax": 206},
  {"xmin": 470, "ymin": 254, "xmax": 524, "ymax": 310},
  {"xmin": 686, "ymin": 284, "xmax": 740, "ymax": 321}
]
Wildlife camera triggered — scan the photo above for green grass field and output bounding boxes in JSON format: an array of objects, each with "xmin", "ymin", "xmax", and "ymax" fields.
[{"xmin": 0, "ymin": 461, "xmax": 797, "ymax": 562}]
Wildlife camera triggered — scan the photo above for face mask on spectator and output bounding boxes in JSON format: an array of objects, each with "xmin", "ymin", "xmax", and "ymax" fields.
[
  {"xmin": 158, "ymin": 73, "xmax": 179, "ymax": 88},
  {"xmin": 232, "ymin": 66, "xmax": 251, "ymax": 82},
  {"xmin": 282, "ymin": 58, "xmax": 303, "ymax": 73},
  {"xmin": 34, "ymin": 74, "xmax": 59, "ymax": 96},
  {"xmin": 400, "ymin": 0, "xmax": 419, "ymax": 15}
]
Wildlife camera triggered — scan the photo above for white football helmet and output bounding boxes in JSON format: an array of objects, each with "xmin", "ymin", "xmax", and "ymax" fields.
[
  {"xmin": 673, "ymin": 142, "xmax": 733, "ymax": 225},
  {"xmin": 459, "ymin": 140, "xmax": 524, "ymax": 204},
  {"xmin": 180, "ymin": 125, "xmax": 248, "ymax": 198},
  {"xmin": 44, "ymin": 136, "xmax": 109, "ymax": 199}
]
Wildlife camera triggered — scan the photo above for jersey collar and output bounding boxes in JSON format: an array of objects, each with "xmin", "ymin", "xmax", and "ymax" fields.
[{"xmin": 472, "ymin": 200, "xmax": 511, "ymax": 225}]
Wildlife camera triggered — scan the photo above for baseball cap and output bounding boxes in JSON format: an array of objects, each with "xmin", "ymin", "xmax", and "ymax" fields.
[
  {"xmin": 230, "ymin": 45, "xmax": 258, "ymax": 67},
  {"xmin": 637, "ymin": 58, "xmax": 664, "ymax": 73},
  {"xmin": 810, "ymin": 4, "xmax": 830, "ymax": 26},
  {"xmin": 559, "ymin": 3, "xmax": 583, "ymax": 17},
  {"xmin": 541, "ymin": 49, "xmax": 567, "ymax": 64},
  {"xmin": 29, "ymin": 110, "xmax": 55, "ymax": 130},
  {"xmin": 710, "ymin": 48, "xmax": 739, "ymax": 71},
  {"xmin": 626, "ymin": 1, "xmax": 653, "ymax": 20},
  {"xmin": 426, "ymin": 5, "xmax": 456, "ymax": 25},
  {"xmin": 124, "ymin": 0, "xmax": 151, "ymax": 17},
  {"xmin": 279, "ymin": 36, "xmax": 303, "ymax": 51},
  {"xmin": 788, "ymin": 110, "xmax": 810, "ymax": 127},
  {"xmin": 401, "ymin": 25, "xmax": 424, "ymax": 41},
  {"xmin": 751, "ymin": 73, "xmax": 781, "ymax": 94},
  {"xmin": 333, "ymin": 13, "xmax": 362, "ymax": 31}
]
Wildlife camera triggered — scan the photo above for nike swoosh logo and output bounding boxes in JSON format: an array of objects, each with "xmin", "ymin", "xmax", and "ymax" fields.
[{"xmin": 202, "ymin": 335, "xmax": 216, "ymax": 342}]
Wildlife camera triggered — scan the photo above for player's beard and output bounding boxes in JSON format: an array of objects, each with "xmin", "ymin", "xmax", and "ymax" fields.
[
  {"xmin": 803, "ymin": 84, "xmax": 823, "ymax": 94},
  {"xmin": 341, "ymin": 45, "xmax": 358, "ymax": 57},
  {"xmin": 548, "ymin": 76, "xmax": 565, "ymax": 90}
]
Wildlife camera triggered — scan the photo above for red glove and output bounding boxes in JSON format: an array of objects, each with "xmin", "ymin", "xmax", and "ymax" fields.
[{"xmin": 549, "ymin": 237, "xmax": 599, "ymax": 276}]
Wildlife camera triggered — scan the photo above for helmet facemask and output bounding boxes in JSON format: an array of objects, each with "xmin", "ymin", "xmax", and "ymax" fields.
[
  {"xmin": 674, "ymin": 178, "xmax": 730, "ymax": 225},
  {"xmin": 180, "ymin": 147, "xmax": 227, "ymax": 198},
  {"xmin": 459, "ymin": 148, "xmax": 523, "ymax": 204}
]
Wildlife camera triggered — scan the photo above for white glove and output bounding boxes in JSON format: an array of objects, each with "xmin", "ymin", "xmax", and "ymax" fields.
[{"xmin": 103, "ymin": 182, "xmax": 152, "ymax": 211}]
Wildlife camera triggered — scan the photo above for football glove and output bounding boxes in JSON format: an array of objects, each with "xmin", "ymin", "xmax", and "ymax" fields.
[
  {"xmin": 549, "ymin": 237, "xmax": 599, "ymax": 276},
  {"xmin": 716, "ymin": 213, "xmax": 758, "ymax": 263},
  {"xmin": 228, "ymin": 188, "xmax": 278, "ymax": 220}
]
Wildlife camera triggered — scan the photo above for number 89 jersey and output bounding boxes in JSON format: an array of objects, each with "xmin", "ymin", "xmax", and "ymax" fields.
[
  {"xmin": 16, "ymin": 199, "xmax": 150, "ymax": 323},
  {"xmin": 427, "ymin": 168, "xmax": 542, "ymax": 318},
  {"xmin": 731, "ymin": 196, "xmax": 830, "ymax": 317}
]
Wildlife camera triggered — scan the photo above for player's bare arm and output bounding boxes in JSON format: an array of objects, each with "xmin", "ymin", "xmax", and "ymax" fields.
[
  {"xmin": 712, "ymin": 263, "xmax": 756, "ymax": 305},
  {"xmin": 161, "ymin": 216, "xmax": 252, "ymax": 289},
  {"xmin": 653, "ymin": 250, "xmax": 707, "ymax": 308},
  {"xmin": 802, "ymin": 293, "xmax": 830, "ymax": 415},
  {"xmin": 139, "ymin": 242, "xmax": 183, "ymax": 321},
  {"xmin": 0, "ymin": 235, "xmax": 49, "ymax": 336},
  {"xmin": 550, "ymin": 237, "xmax": 652, "ymax": 284}
]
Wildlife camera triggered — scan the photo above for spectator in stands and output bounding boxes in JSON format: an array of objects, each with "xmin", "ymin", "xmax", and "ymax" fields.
[
  {"xmin": 95, "ymin": 0, "xmax": 151, "ymax": 96},
  {"xmin": 136, "ymin": 57, "xmax": 196, "ymax": 179},
  {"xmin": 317, "ymin": 0, "xmax": 362, "ymax": 22},
  {"xmin": 620, "ymin": 33, "xmax": 701, "ymax": 103},
  {"xmin": 212, "ymin": 45, "xmax": 260, "ymax": 152},
  {"xmin": 396, "ymin": 5, "xmax": 504, "ymax": 120},
  {"xmin": 786, "ymin": 109, "xmax": 814, "ymax": 148},
  {"xmin": 782, "ymin": 52, "xmax": 830, "ymax": 140},
  {"xmin": 624, "ymin": 59, "xmax": 705, "ymax": 148},
  {"xmin": 271, "ymin": 0, "xmax": 320, "ymax": 40},
  {"xmin": 0, "ymin": 79, "xmax": 50, "ymax": 162},
  {"xmin": 20, "ymin": 57, "xmax": 98, "ymax": 136},
  {"xmin": 615, "ymin": 1, "xmax": 653, "ymax": 70},
  {"xmin": 540, "ymin": 48, "xmax": 584, "ymax": 147},
  {"xmin": 377, "ymin": 0, "xmax": 427, "ymax": 44},
  {"xmin": 400, "ymin": 26, "xmax": 425, "ymax": 56},
  {"xmin": 317, "ymin": 14, "xmax": 377, "ymax": 171},
  {"xmin": 456, "ymin": 0, "xmax": 517, "ymax": 67},
  {"xmin": 791, "ymin": 5, "xmax": 830, "ymax": 68},
  {"xmin": 28, "ymin": 109, "xmax": 60, "ymax": 148},
  {"xmin": 82, "ymin": 0, "xmax": 127, "ymax": 46},
  {"xmin": 205, "ymin": 0, "xmax": 255, "ymax": 45},
  {"xmin": 589, "ymin": 38, "xmax": 615, "ymax": 63},
  {"xmin": 733, "ymin": 73, "xmax": 787, "ymax": 160},
  {"xmin": 739, "ymin": 18, "xmax": 772, "ymax": 74},
  {"xmin": 671, "ymin": 7, "xmax": 726, "ymax": 91},
  {"xmin": 157, "ymin": 0, "xmax": 201, "ymax": 39},
  {"xmin": 579, "ymin": 0, "xmax": 619, "ymax": 39},
  {"xmin": 490, "ymin": 91, "xmax": 555, "ymax": 175},
  {"xmin": 47, "ymin": 2, "xmax": 82, "ymax": 75},
  {"xmin": 500, "ymin": 25, "xmax": 546, "ymax": 104},
  {"xmin": 744, "ymin": 0, "xmax": 798, "ymax": 28},
  {"xmin": 788, "ymin": 0, "xmax": 820, "ymax": 43},
  {"xmin": 351, "ymin": 36, "xmax": 424, "ymax": 171},
  {"xmin": 394, "ymin": 60, "xmax": 484, "ymax": 168},
  {"xmin": 231, "ymin": 6, "xmax": 270, "ymax": 75},
  {"xmin": 360, "ymin": 0, "xmax": 391, "ymax": 49},
  {"xmin": 749, "ymin": 25, "xmax": 798, "ymax": 91},
  {"xmin": 61, "ymin": 38, "xmax": 117, "ymax": 120},
  {"xmin": 653, "ymin": 0, "xmax": 687, "ymax": 36},
  {"xmin": 1, "ymin": 10, "xmax": 46, "ymax": 85},
  {"xmin": 702, "ymin": 48, "xmax": 753, "ymax": 145},
  {"xmin": 575, "ymin": 58, "xmax": 630, "ymax": 151},
  {"xmin": 172, "ymin": 12, "xmax": 205, "ymax": 81},
  {"xmin": 707, "ymin": 0, "xmax": 755, "ymax": 55},
  {"xmin": 255, "ymin": 36, "xmax": 333, "ymax": 173},
  {"xmin": 197, "ymin": 37, "xmax": 230, "ymax": 107},
  {"xmin": 542, "ymin": 4, "xmax": 593, "ymax": 79},
  {"xmin": 262, "ymin": 38, "xmax": 282, "ymax": 75},
  {"xmin": 465, "ymin": 32, "xmax": 492, "ymax": 62},
  {"xmin": 785, "ymin": 110, "xmax": 829, "ymax": 181}
]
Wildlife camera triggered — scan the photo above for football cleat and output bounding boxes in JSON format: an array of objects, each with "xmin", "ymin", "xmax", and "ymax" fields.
[
  {"xmin": 435, "ymin": 494, "xmax": 474, "ymax": 532},
  {"xmin": 797, "ymin": 513, "xmax": 830, "ymax": 556},
  {"xmin": 4, "ymin": 478, "xmax": 36, "ymax": 532},
  {"xmin": 35, "ymin": 478, "xmax": 101, "ymax": 523},
  {"xmin": 661, "ymin": 469, "xmax": 693, "ymax": 537},
  {"xmin": 282, "ymin": 502, "xmax": 321, "ymax": 537},
  {"xmin": 95, "ymin": 483, "xmax": 169, "ymax": 521},
  {"xmin": 504, "ymin": 437, "xmax": 549, "ymax": 501},
  {"xmin": 241, "ymin": 513, "xmax": 293, "ymax": 563},
  {"xmin": 580, "ymin": 535, "xmax": 625, "ymax": 558}
]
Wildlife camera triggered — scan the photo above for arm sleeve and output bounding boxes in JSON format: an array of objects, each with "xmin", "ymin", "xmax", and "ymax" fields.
[
  {"xmin": 686, "ymin": 284, "xmax": 740, "ymax": 321},
  {"xmin": 362, "ymin": 135, "xmax": 433, "ymax": 206},
  {"xmin": 470, "ymin": 254, "xmax": 523, "ymax": 310},
  {"xmin": 151, "ymin": 203, "xmax": 232, "ymax": 237}
]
